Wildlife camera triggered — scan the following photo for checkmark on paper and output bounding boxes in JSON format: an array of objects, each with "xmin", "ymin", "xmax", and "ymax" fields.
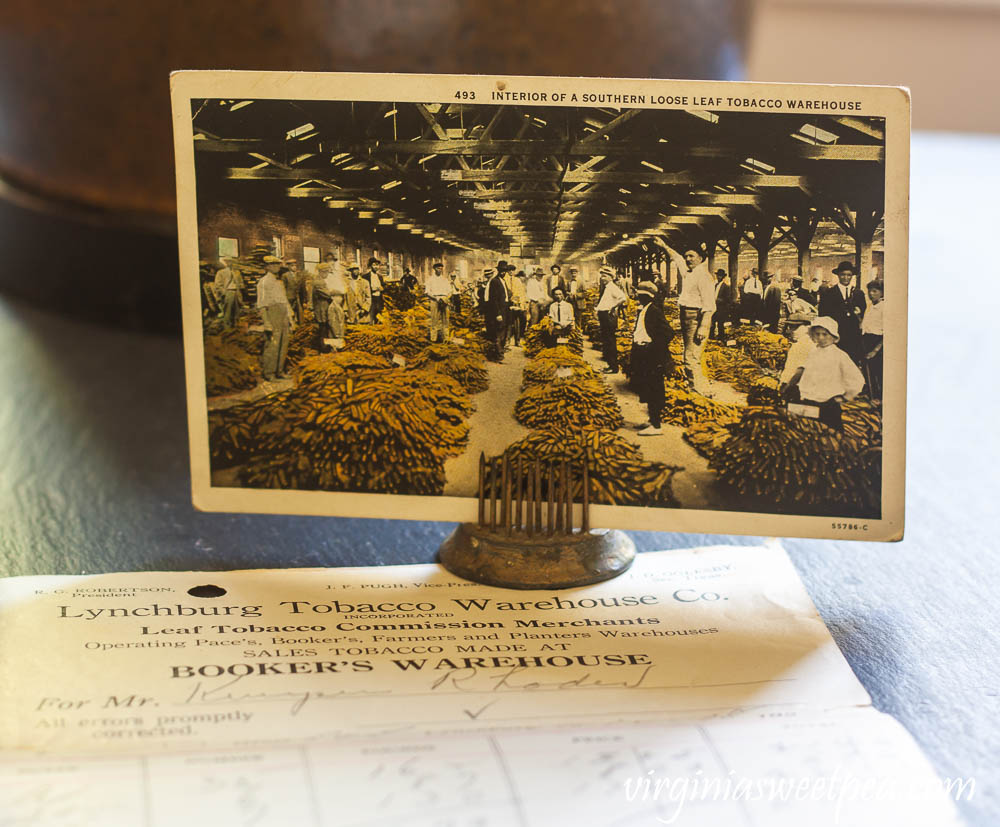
[{"xmin": 463, "ymin": 701, "xmax": 498, "ymax": 720}]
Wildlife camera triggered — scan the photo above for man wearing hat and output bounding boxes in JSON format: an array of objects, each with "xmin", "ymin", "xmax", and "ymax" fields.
[
  {"xmin": 818, "ymin": 261, "xmax": 866, "ymax": 363},
  {"xmin": 401, "ymin": 265, "xmax": 418, "ymax": 294},
  {"xmin": 655, "ymin": 237, "xmax": 716, "ymax": 396},
  {"xmin": 526, "ymin": 267, "xmax": 547, "ymax": 326},
  {"xmin": 346, "ymin": 263, "xmax": 371, "ymax": 324},
  {"xmin": 484, "ymin": 263, "xmax": 511, "ymax": 361},
  {"xmin": 781, "ymin": 316, "xmax": 864, "ymax": 431},
  {"xmin": 740, "ymin": 267, "xmax": 764, "ymax": 324},
  {"xmin": 425, "ymin": 262, "xmax": 453, "ymax": 343},
  {"xmin": 256, "ymin": 255, "xmax": 295, "ymax": 380},
  {"xmin": 313, "ymin": 260, "xmax": 347, "ymax": 350},
  {"xmin": 547, "ymin": 263, "xmax": 566, "ymax": 297},
  {"xmin": 213, "ymin": 257, "xmax": 243, "ymax": 329},
  {"xmin": 710, "ymin": 268, "xmax": 733, "ymax": 340},
  {"xmin": 566, "ymin": 266, "xmax": 584, "ymax": 324},
  {"xmin": 311, "ymin": 261, "xmax": 332, "ymax": 346},
  {"xmin": 364, "ymin": 257, "xmax": 384, "ymax": 323},
  {"xmin": 280, "ymin": 258, "xmax": 304, "ymax": 323},
  {"xmin": 630, "ymin": 280, "xmax": 673, "ymax": 435},
  {"xmin": 595, "ymin": 265, "xmax": 627, "ymax": 373},
  {"xmin": 505, "ymin": 268, "xmax": 528, "ymax": 347}
]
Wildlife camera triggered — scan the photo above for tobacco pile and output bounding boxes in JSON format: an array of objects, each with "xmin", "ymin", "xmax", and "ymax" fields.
[
  {"xmin": 449, "ymin": 290, "xmax": 481, "ymax": 331},
  {"xmin": 408, "ymin": 343, "xmax": 489, "ymax": 394},
  {"xmin": 204, "ymin": 334, "xmax": 260, "ymax": 396},
  {"xmin": 732, "ymin": 325, "xmax": 791, "ymax": 371},
  {"xmin": 660, "ymin": 383, "xmax": 742, "ymax": 428},
  {"xmin": 841, "ymin": 399, "xmax": 883, "ymax": 450},
  {"xmin": 208, "ymin": 390, "xmax": 292, "ymax": 467},
  {"xmin": 707, "ymin": 407, "xmax": 878, "ymax": 513},
  {"xmin": 210, "ymin": 370, "xmax": 472, "ymax": 494},
  {"xmin": 580, "ymin": 286, "xmax": 602, "ymax": 344},
  {"xmin": 523, "ymin": 317, "xmax": 584, "ymax": 357},
  {"xmin": 383, "ymin": 282, "xmax": 423, "ymax": 313},
  {"xmin": 702, "ymin": 341, "xmax": 768, "ymax": 392},
  {"xmin": 682, "ymin": 420, "xmax": 734, "ymax": 459},
  {"xmin": 746, "ymin": 376, "xmax": 783, "ymax": 407},
  {"xmin": 514, "ymin": 377, "xmax": 624, "ymax": 431},
  {"xmin": 500, "ymin": 427, "xmax": 681, "ymax": 507},
  {"xmin": 615, "ymin": 300, "xmax": 639, "ymax": 373},
  {"xmin": 522, "ymin": 358, "xmax": 598, "ymax": 389},
  {"xmin": 522, "ymin": 346, "xmax": 596, "ymax": 387},
  {"xmin": 285, "ymin": 318, "xmax": 319, "ymax": 367},
  {"xmin": 531, "ymin": 346, "xmax": 586, "ymax": 365},
  {"xmin": 294, "ymin": 351, "xmax": 392, "ymax": 386},
  {"xmin": 345, "ymin": 321, "xmax": 426, "ymax": 359}
]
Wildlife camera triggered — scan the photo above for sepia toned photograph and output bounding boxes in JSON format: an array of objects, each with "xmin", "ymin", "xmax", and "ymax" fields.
[{"xmin": 172, "ymin": 72, "xmax": 908, "ymax": 538}]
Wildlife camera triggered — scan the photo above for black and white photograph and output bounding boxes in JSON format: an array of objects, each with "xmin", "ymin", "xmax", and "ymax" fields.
[{"xmin": 172, "ymin": 72, "xmax": 908, "ymax": 538}]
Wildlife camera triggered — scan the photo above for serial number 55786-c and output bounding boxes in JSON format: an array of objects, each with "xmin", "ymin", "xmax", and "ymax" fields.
[{"xmin": 832, "ymin": 523, "xmax": 868, "ymax": 531}]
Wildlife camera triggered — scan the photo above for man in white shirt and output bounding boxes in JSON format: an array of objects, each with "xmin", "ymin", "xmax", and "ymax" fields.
[
  {"xmin": 547, "ymin": 287, "xmax": 575, "ymax": 346},
  {"xmin": 213, "ymin": 258, "xmax": 243, "ymax": 329},
  {"xmin": 566, "ymin": 266, "xmax": 584, "ymax": 325},
  {"xmin": 655, "ymin": 237, "xmax": 716, "ymax": 396},
  {"xmin": 595, "ymin": 265, "xmax": 627, "ymax": 373},
  {"xmin": 525, "ymin": 268, "xmax": 547, "ymax": 326},
  {"xmin": 425, "ymin": 262, "xmax": 453, "ymax": 343},
  {"xmin": 741, "ymin": 268, "xmax": 764, "ymax": 323},
  {"xmin": 256, "ymin": 255, "xmax": 295, "ymax": 380},
  {"xmin": 861, "ymin": 279, "xmax": 884, "ymax": 400}
]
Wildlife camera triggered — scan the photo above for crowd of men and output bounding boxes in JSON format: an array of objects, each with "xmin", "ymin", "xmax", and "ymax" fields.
[{"xmin": 202, "ymin": 242, "xmax": 883, "ymax": 430}]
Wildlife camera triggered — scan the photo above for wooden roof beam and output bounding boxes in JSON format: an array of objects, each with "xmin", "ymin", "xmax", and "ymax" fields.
[
  {"xmin": 365, "ymin": 139, "xmax": 883, "ymax": 162},
  {"xmin": 440, "ymin": 169, "xmax": 806, "ymax": 187}
]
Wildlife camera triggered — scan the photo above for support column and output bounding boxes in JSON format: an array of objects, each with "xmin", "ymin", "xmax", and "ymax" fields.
[
  {"xmin": 856, "ymin": 238, "xmax": 874, "ymax": 287},
  {"xmin": 786, "ymin": 208, "xmax": 820, "ymax": 280},
  {"xmin": 724, "ymin": 221, "xmax": 743, "ymax": 297},
  {"xmin": 705, "ymin": 235, "xmax": 720, "ymax": 274},
  {"xmin": 820, "ymin": 196, "xmax": 883, "ymax": 289}
]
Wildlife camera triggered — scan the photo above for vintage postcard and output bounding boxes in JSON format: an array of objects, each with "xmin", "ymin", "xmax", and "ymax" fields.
[{"xmin": 170, "ymin": 71, "xmax": 908, "ymax": 540}]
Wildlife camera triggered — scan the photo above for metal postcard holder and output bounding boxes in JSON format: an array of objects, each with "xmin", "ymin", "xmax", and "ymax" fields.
[{"xmin": 438, "ymin": 453, "xmax": 636, "ymax": 589}]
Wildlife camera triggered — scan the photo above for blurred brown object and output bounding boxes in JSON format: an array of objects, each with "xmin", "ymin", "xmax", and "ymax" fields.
[{"xmin": 0, "ymin": 0, "xmax": 750, "ymax": 330}]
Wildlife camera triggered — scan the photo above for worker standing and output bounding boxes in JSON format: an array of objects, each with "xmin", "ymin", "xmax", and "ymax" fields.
[
  {"xmin": 213, "ymin": 258, "xmax": 243, "ymax": 329},
  {"xmin": 257, "ymin": 255, "xmax": 295, "ymax": 380}
]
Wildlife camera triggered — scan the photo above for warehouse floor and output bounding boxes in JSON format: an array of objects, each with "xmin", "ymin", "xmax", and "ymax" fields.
[{"xmin": 441, "ymin": 336, "xmax": 739, "ymax": 510}]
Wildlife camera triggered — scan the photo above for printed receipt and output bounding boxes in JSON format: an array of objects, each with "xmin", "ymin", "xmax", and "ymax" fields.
[
  {"xmin": 0, "ymin": 544, "xmax": 867, "ymax": 753},
  {"xmin": 0, "ymin": 545, "xmax": 962, "ymax": 825}
]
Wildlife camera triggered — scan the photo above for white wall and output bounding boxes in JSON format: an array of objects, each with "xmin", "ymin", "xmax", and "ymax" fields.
[{"xmin": 748, "ymin": 0, "xmax": 1000, "ymax": 133}]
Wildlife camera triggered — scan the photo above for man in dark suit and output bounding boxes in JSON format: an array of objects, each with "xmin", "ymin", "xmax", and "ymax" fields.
[
  {"xmin": 484, "ymin": 263, "xmax": 511, "ymax": 362},
  {"xmin": 818, "ymin": 261, "xmax": 867, "ymax": 363},
  {"xmin": 630, "ymin": 281, "xmax": 674, "ymax": 436},
  {"xmin": 710, "ymin": 269, "xmax": 732, "ymax": 340}
]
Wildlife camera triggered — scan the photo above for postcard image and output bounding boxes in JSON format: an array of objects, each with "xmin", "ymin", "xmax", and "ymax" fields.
[{"xmin": 171, "ymin": 71, "xmax": 908, "ymax": 540}]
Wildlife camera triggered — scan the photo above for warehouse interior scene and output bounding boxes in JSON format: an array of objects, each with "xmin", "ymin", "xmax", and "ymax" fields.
[{"xmin": 194, "ymin": 98, "xmax": 885, "ymax": 518}]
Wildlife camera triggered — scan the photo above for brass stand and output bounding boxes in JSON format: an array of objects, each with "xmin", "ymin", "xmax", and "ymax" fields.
[{"xmin": 437, "ymin": 454, "xmax": 636, "ymax": 589}]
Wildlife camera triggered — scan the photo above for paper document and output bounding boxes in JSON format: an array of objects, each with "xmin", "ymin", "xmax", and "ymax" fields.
[
  {"xmin": 0, "ymin": 544, "xmax": 866, "ymax": 753},
  {"xmin": 0, "ymin": 545, "xmax": 962, "ymax": 825}
]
